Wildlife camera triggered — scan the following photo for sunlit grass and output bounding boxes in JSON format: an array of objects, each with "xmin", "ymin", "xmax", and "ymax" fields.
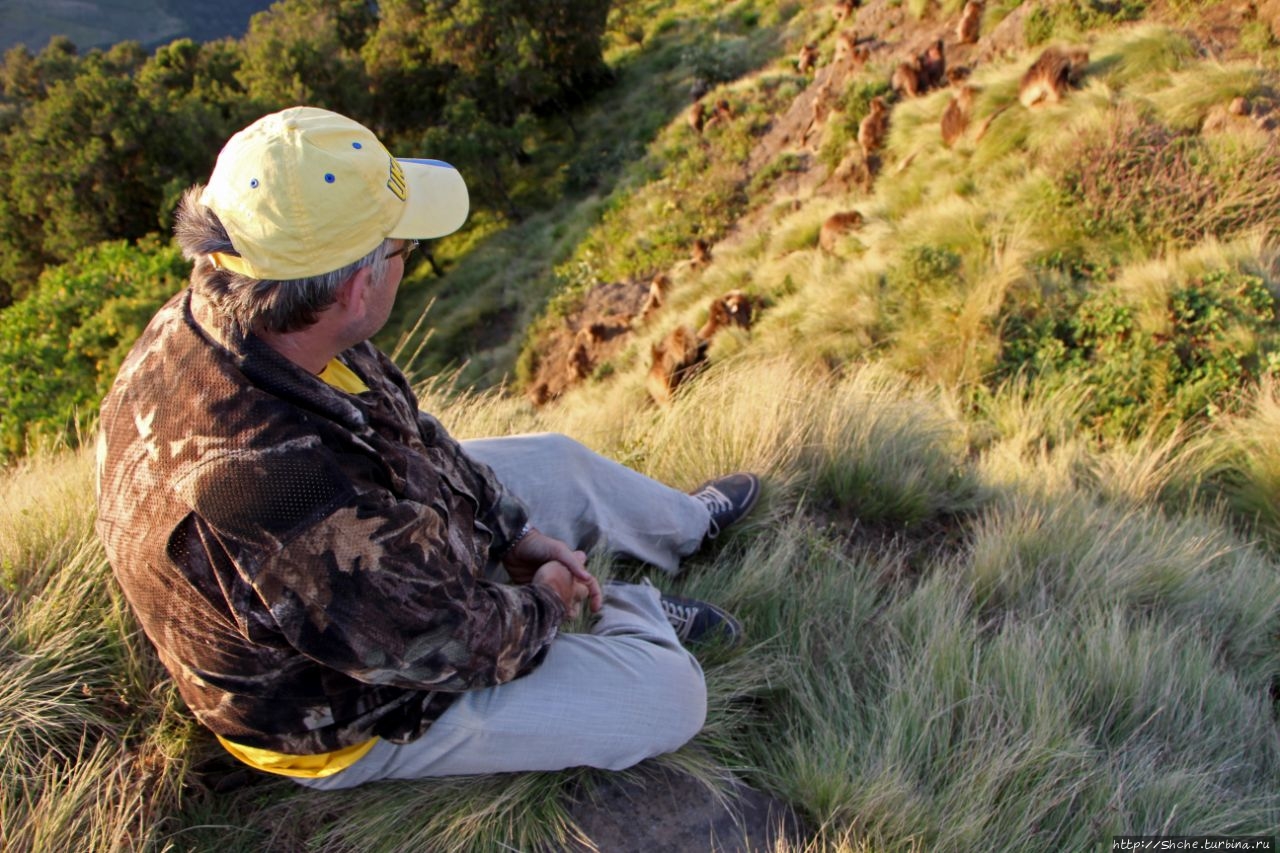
[
  {"xmin": 1144, "ymin": 62, "xmax": 1267, "ymax": 131},
  {"xmin": 1191, "ymin": 377, "xmax": 1280, "ymax": 550},
  {"xmin": 0, "ymin": 445, "xmax": 97, "ymax": 591},
  {"xmin": 6, "ymin": 10, "xmax": 1280, "ymax": 853},
  {"xmin": 6, "ymin": 350, "xmax": 1280, "ymax": 850}
]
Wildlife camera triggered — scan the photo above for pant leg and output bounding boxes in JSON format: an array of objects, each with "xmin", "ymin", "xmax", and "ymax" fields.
[
  {"xmin": 462, "ymin": 432, "xmax": 711, "ymax": 574},
  {"xmin": 295, "ymin": 582, "xmax": 705, "ymax": 788}
]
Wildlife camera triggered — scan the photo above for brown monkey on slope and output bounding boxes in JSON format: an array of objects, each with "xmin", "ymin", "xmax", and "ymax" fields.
[
  {"xmin": 1019, "ymin": 46, "xmax": 1090, "ymax": 108},
  {"xmin": 858, "ymin": 96, "xmax": 889, "ymax": 160},
  {"xmin": 892, "ymin": 58, "xmax": 922, "ymax": 99},
  {"xmin": 941, "ymin": 84, "xmax": 977, "ymax": 147},
  {"xmin": 919, "ymin": 39, "xmax": 946, "ymax": 92},
  {"xmin": 956, "ymin": 0, "xmax": 983, "ymax": 45}
]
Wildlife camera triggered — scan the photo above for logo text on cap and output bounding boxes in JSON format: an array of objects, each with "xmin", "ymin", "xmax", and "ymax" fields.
[{"xmin": 387, "ymin": 159, "xmax": 407, "ymax": 201}]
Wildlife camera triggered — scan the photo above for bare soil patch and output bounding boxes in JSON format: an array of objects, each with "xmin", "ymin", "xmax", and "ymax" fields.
[{"xmin": 565, "ymin": 765, "xmax": 806, "ymax": 852}]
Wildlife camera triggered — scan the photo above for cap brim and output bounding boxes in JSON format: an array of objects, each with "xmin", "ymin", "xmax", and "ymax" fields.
[{"xmin": 389, "ymin": 159, "xmax": 469, "ymax": 239}]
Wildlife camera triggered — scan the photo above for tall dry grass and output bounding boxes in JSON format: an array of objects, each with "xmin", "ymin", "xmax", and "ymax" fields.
[
  {"xmin": 1, "ymin": 449, "xmax": 191, "ymax": 852},
  {"xmin": 4, "ymin": 10, "xmax": 1280, "ymax": 853},
  {"xmin": 3, "ymin": 351, "xmax": 1280, "ymax": 851},
  {"xmin": 419, "ymin": 358, "xmax": 1280, "ymax": 849}
]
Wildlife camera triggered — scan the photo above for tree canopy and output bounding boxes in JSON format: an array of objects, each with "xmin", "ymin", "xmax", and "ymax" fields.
[
  {"xmin": 0, "ymin": 238, "xmax": 189, "ymax": 459},
  {"xmin": 0, "ymin": 0, "xmax": 616, "ymax": 308},
  {"xmin": 0, "ymin": 0, "xmax": 616, "ymax": 459}
]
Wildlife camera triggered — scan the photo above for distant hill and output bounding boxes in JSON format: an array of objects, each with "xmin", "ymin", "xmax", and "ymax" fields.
[{"xmin": 0, "ymin": 0, "xmax": 274, "ymax": 54}]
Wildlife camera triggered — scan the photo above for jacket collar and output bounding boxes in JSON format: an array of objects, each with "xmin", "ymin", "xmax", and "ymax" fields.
[{"xmin": 186, "ymin": 289, "xmax": 370, "ymax": 432}]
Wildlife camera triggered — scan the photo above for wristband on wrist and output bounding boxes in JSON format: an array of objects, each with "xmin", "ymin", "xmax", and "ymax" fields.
[{"xmin": 502, "ymin": 522, "xmax": 534, "ymax": 558}]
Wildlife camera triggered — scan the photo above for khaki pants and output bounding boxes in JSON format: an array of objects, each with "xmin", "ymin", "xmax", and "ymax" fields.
[{"xmin": 296, "ymin": 433, "xmax": 712, "ymax": 787}]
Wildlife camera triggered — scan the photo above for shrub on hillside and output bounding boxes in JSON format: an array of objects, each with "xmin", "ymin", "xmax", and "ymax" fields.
[
  {"xmin": 882, "ymin": 244, "xmax": 965, "ymax": 317},
  {"xmin": 681, "ymin": 38, "xmax": 751, "ymax": 88},
  {"xmin": 1025, "ymin": 0, "xmax": 1148, "ymax": 45},
  {"xmin": 0, "ymin": 238, "xmax": 188, "ymax": 460},
  {"xmin": 1051, "ymin": 112, "xmax": 1280, "ymax": 253},
  {"xmin": 999, "ymin": 268, "xmax": 1280, "ymax": 439}
]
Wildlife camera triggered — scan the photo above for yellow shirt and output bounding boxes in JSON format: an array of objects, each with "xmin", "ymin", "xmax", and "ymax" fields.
[
  {"xmin": 216, "ymin": 734, "xmax": 377, "ymax": 778},
  {"xmin": 317, "ymin": 356, "xmax": 370, "ymax": 394},
  {"xmin": 217, "ymin": 357, "xmax": 373, "ymax": 778}
]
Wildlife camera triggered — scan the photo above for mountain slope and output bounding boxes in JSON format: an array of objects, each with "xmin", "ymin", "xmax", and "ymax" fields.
[{"xmin": 3, "ymin": 1, "xmax": 1280, "ymax": 850}]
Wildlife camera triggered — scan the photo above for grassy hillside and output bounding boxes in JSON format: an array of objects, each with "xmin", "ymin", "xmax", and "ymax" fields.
[{"xmin": 4, "ymin": 0, "xmax": 1280, "ymax": 850}]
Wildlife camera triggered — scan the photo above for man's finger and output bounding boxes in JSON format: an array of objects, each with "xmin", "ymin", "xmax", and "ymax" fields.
[
  {"xmin": 534, "ymin": 539, "xmax": 598, "ymax": 611},
  {"xmin": 564, "ymin": 552, "xmax": 601, "ymax": 612},
  {"xmin": 573, "ymin": 578, "xmax": 602, "ymax": 615},
  {"xmin": 559, "ymin": 548, "xmax": 590, "ymax": 580}
]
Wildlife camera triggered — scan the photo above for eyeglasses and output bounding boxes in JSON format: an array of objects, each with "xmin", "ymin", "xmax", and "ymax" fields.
[{"xmin": 385, "ymin": 239, "xmax": 419, "ymax": 263}]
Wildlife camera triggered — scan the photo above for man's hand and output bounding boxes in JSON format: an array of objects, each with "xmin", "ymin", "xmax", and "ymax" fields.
[
  {"xmin": 531, "ymin": 561, "xmax": 594, "ymax": 619},
  {"xmin": 504, "ymin": 528, "xmax": 602, "ymax": 612}
]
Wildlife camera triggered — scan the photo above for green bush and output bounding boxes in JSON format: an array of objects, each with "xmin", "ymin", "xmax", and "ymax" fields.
[
  {"xmin": 680, "ymin": 37, "xmax": 752, "ymax": 88},
  {"xmin": 1024, "ymin": 0, "xmax": 1148, "ymax": 44},
  {"xmin": 0, "ymin": 238, "xmax": 188, "ymax": 460},
  {"xmin": 884, "ymin": 244, "xmax": 964, "ymax": 305},
  {"xmin": 997, "ymin": 268, "xmax": 1280, "ymax": 438},
  {"xmin": 1239, "ymin": 20, "xmax": 1279, "ymax": 57}
]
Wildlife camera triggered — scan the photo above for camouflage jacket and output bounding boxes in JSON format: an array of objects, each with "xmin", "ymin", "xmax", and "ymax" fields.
[{"xmin": 95, "ymin": 289, "xmax": 565, "ymax": 755}]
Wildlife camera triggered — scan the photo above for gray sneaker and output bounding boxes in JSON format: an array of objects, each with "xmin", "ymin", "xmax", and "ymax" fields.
[
  {"xmin": 691, "ymin": 473, "xmax": 761, "ymax": 540},
  {"xmin": 660, "ymin": 592, "xmax": 744, "ymax": 649}
]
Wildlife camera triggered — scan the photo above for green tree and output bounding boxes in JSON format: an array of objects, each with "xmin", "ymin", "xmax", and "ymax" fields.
[
  {"xmin": 1, "ymin": 58, "xmax": 158, "ymax": 297},
  {"xmin": 421, "ymin": 96, "xmax": 537, "ymax": 219},
  {"xmin": 368, "ymin": 0, "xmax": 614, "ymax": 215},
  {"xmin": 0, "ymin": 0, "xmax": 618, "ymax": 304},
  {"xmin": 411, "ymin": 0, "xmax": 611, "ymax": 122},
  {"xmin": 237, "ymin": 0, "xmax": 375, "ymax": 116},
  {"xmin": 136, "ymin": 38, "xmax": 265, "ymax": 237},
  {"xmin": 359, "ymin": 0, "xmax": 451, "ymax": 137},
  {"xmin": 0, "ymin": 38, "xmax": 248, "ymax": 307},
  {"xmin": 1, "ymin": 45, "xmax": 42, "ymax": 124},
  {"xmin": 0, "ymin": 238, "xmax": 189, "ymax": 460},
  {"xmin": 34, "ymin": 35, "xmax": 82, "ymax": 84}
]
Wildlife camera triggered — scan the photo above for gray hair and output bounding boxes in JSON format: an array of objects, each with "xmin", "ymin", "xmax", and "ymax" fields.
[{"xmin": 174, "ymin": 184, "xmax": 393, "ymax": 335}]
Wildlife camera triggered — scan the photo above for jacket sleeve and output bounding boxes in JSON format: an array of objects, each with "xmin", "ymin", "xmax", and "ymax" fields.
[
  {"xmin": 414, "ymin": 409, "xmax": 531, "ymax": 558},
  {"xmin": 352, "ymin": 342, "xmax": 533, "ymax": 559},
  {"xmin": 251, "ymin": 489, "xmax": 566, "ymax": 693}
]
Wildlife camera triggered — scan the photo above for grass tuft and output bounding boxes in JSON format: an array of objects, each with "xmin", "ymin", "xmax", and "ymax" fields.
[{"xmin": 6, "ymin": 10, "xmax": 1280, "ymax": 853}]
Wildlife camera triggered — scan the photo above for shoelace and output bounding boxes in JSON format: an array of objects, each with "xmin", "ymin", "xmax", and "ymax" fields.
[
  {"xmin": 660, "ymin": 599, "xmax": 700, "ymax": 641},
  {"xmin": 694, "ymin": 485, "xmax": 734, "ymax": 538}
]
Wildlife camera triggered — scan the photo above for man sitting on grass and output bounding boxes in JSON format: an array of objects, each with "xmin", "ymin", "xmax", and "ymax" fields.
[{"xmin": 94, "ymin": 107, "xmax": 760, "ymax": 789}]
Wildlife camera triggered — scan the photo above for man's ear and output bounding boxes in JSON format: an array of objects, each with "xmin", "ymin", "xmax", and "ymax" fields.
[{"xmin": 335, "ymin": 266, "xmax": 373, "ymax": 311}]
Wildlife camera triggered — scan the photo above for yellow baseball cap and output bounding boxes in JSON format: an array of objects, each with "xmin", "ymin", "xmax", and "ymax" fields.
[{"xmin": 200, "ymin": 106, "xmax": 468, "ymax": 280}]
